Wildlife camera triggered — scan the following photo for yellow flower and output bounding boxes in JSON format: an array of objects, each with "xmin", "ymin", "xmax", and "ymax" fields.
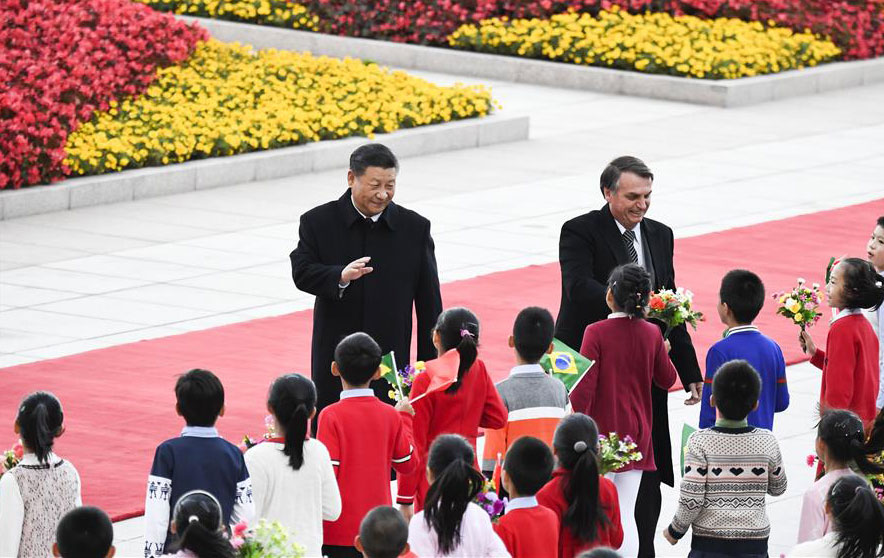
[
  {"xmin": 64, "ymin": 40, "xmax": 494, "ymax": 177},
  {"xmin": 794, "ymin": 313, "xmax": 805, "ymax": 323},
  {"xmin": 447, "ymin": 9, "xmax": 840, "ymax": 80},
  {"xmin": 784, "ymin": 298, "xmax": 801, "ymax": 313}
]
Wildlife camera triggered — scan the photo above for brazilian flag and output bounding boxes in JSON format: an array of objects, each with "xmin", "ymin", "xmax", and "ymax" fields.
[
  {"xmin": 380, "ymin": 351, "xmax": 403, "ymax": 399},
  {"xmin": 539, "ymin": 338, "xmax": 594, "ymax": 393}
]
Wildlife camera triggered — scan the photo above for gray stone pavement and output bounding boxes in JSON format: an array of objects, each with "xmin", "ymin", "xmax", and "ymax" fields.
[{"xmin": 1, "ymin": 68, "xmax": 883, "ymax": 557}]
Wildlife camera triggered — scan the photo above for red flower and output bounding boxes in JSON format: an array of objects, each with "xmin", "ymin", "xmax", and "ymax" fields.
[
  {"xmin": 806, "ymin": 454, "xmax": 817, "ymax": 467},
  {"xmin": 12, "ymin": 441, "xmax": 23, "ymax": 460},
  {"xmin": 649, "ymin": 296, "xmax": 665, "ymax": 311}
]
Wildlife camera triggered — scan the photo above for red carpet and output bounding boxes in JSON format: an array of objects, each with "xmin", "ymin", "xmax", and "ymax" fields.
[{"xmin": 0, "ymin": 199, "xmax": 881, "ymax": 520}]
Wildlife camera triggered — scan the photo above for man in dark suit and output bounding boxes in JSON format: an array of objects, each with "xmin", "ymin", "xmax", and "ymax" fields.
[
  {"xmin": 555, "ymin": 155, "xmax": 703, "ymax": 558},
  {"xmin": 290, "ymin": 144, "xmax": 443, "ymax": 421}
]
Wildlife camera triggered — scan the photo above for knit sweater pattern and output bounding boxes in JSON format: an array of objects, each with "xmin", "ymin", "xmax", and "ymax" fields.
[{"xmin": 670, "ymin": 426, "xmax": 787, "ymax": 548}]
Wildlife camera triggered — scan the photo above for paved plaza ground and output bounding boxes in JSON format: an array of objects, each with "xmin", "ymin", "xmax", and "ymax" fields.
[{"xmin": 1, "ymin": 68, "xmax": 883, "ymax": 557}]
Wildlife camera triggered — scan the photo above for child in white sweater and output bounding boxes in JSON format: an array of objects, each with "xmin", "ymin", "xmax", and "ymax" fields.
[{"xmin": 245, "ymin": 374, "xmax": 341, "ymax": 557}]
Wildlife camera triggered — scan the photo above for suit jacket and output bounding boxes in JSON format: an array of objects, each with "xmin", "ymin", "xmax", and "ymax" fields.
[
  {"xmin": 290, "ymin": 191, "xmax": 443, "ymax": 413},
  {"xmin": 555, "ymin": 203, "xmax": 701, "ymax": 486}
]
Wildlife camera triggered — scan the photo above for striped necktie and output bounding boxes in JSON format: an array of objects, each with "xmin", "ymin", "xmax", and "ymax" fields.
[{"xmin": 622, "ymin": 229, "xmax": 639, "ymax": 264}]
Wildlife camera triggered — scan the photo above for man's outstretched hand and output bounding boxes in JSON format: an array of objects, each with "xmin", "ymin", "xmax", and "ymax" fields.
[{"xmin": 340, "ymin": 256, "xmax": 373, "ymax": 285}]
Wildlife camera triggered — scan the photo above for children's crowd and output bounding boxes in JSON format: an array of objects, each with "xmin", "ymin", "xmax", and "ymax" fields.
[{"xmin": 2, "ymin": 217, "xmax": 884, "ymax": 558}]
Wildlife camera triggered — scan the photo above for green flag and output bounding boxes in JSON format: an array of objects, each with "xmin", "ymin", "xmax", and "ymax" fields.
[
  {"xmin": 380, "ymin": 351, "xmax": 402, "ymax": 399},
  {"xmin": 539, "ymin": 338, "xmax": 594, "ymax": 393},
  {"xmin": 680, "ymin": 423, "xmax": 697, "ymax": 476}
]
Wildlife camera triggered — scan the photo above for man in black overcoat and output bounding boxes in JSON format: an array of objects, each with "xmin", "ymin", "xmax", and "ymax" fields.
[
  {"xmin": 290, "ymin": 144, "xmax": 442, "ymax": 419},
  {"xmin": 555, "ymin": 155, "xmax": 703, "ymax": 558}
]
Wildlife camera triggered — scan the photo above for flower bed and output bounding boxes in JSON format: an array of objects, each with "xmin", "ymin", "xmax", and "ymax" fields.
[
  {"xmin": 132, "ymin": 0, "xmax": 319, "ymax": 31},
  {"xmin": 64, "ymin": 40, "xmax": 495, "ymax": 177},
  {"xmin": 448, "ymin": 8, "xmax": 841, "ymax": 79},
  {"xmin": 0, "ymin": 0, "xmax": 206, "ymax": 188},
  {"xmin": 145, "ymin": 0, "xmax": 883, "ymax": 61}
]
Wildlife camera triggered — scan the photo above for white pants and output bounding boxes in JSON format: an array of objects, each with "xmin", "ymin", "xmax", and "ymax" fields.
[{"xmin": 605, "ymin": 469, "xmax": 643, "ymax": 557}]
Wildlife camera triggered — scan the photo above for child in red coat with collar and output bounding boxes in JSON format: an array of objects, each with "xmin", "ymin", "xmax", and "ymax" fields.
[
  {"xmin": 537, "ymin": 414, "xmax": 623, "ymax": 558},
  {"xmin": 494, "ymin": 436, "xmax": 560, "ymax": 558},
  {"xmin": 800, "ymin": 258, "xmax": 884, "ymax": 428},
  {"xmin": 396, "ymin": 307, "xmax": 508, "ymax": 517}
]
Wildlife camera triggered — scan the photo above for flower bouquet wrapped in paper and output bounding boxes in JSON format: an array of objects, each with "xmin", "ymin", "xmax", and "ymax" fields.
[
  {"xmin": 647, "ymin": 288, "xmax": 704, "ymax": 339},
  {"xmin": 772, "ymin": 278, "xmax": 823, "ymax": 331},
  {"xmin": 598, "ymin": 432, "xmax": 643, "ymax": 475}
]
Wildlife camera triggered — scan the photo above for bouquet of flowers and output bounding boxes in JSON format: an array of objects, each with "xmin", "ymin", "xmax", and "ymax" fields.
[
  {"xmin": 772, "ymin": 278, "xmax": 823, "ymax": 331},
  {"xmin": 647, "ymin": 288, "xmax": 704, "ymax": 339},
  {"xmin": 598, "ymin": 433, "xmax": 643, "ymax": 475},
  {"xmin": 474, "ymin": 478, "xmax": 507, "ymax": 522},
  {"xmin": 0, "ymin": 440, "xmax": 23, "ymax": 478},
  {"xmin": 382, "ymin": 361, "xmax": 424, "ymax": 402},
  {"xmin": 239, "ymin": 415, "xmax": 279, "ymax": 452},
  {"xmin": 232, "ymin": 519, "xmax": 305, "ymax": 558}
]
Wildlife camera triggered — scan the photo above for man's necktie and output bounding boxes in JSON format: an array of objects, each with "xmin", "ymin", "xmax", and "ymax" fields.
[{"xmin": 622, "ymin": 229, "xmax": 639, "ymax": 264}]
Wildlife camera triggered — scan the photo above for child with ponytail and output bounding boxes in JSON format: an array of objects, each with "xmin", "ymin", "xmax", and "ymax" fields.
[
  {"xmin": 397, "ymin": 308, "xmax": 507, "ymax": 515},
  {"xmin": 0, "ymin": 391, "xmax": 81, "ymax": 558},
  {"xmin": 570, "ymin": 263, "xmax": 676, "ymax": 556},
  {"xmin": 800, "ymin": 258, "xmax": 884, "ymax": 427},
  {"xmin": 537, "ymin": 414, "xmax": 624, "ymax": 558},
  {"xmin": 407, "ymin": 434, "xmax": 509, "ymax": 557},
  {"xmin": 790, "ymin": 474, "xmax": 884, "ymax": 558},
  {"xmin": 798, "ymin": 409, "xmax": 884, "ymax": 543},
  {"xmin": 162, "ymin": 490, "xmax": 236, "ymax": 558},
  {"xmin": 244, "ymin": 374, "xmax": 341, "ymax": 557}
]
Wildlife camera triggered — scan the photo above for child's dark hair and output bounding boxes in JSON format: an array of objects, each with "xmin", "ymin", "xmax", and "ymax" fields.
[
  {"xmin": 359, "ymin": 506, "xmax": 409, "ymax": 558},
  {"xmin": 837, "ymin": 257, "xmax": 884, "ymax": 311},
  {"xmin": 433, "ymin": 307, "xmax": 480, "ymax": 394},
  {"xmin": 826, "ymin": 474, "xmax": 884, "ymax": 558},
  {"xmin": 512, "ymin": 307, "xmax": 555, "ymax": 363},
  {"xmin": 553, "ymin": 413, "xmax": 609, "ymax": 543},
  {"xmin": 719, "ymin": 269, "xmax": 765, "ymax": 324},
  {"xmin": 606, "ymin": 264, "xmax": 651, "ymax": 318},
  {"xmin": 268, "ymin": 374, "xmax": 316, "ymax": 471},
  {"xmin": 16, "ymin": 391, "xmax": 64, "ymax": 464},
  {"xmin": 424, "ymin": 434, "xmax": 486, "ymax": 555},
  {"xmin": 711, "ymin": 360, "xmax": 761, "ymax": 421},
  {"xmin": 818, "ymin": 409, "xmax": 884, "ymax": 476},
  {"xmin": 168, "ymin": 490, "xmax": 236, "ymax": 558},
  {"xmin": 504, "ymin": 436, "xmax": 554, "ymax": 496},
  {"xmin": 334, "ymin": 332, "xmax": 382, "ymax": 386},
  {"xmin": 175, "ymin": 369, "xmax": 224, "ymax": 427},
  {"xmin": 577, "ymin": 548, "xmax": 623, "ymax": 558},
  {"xmin": 55, "ymin": 506, "xmax": 114, "ymax": 558}
]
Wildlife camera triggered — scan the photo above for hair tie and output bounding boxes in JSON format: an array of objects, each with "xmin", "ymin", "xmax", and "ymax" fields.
[
  {"xmin": 573, "ymin": 440, "xmax": 588, "ymax": 454},
  {"xmin": 460, "ymin": 329, "xmax": 474, "ymax": 338},
  {"xmin": 188, "ymin": 515, "xmax": 199, "ymax": 524},
  {"xmin": 876, "ymin": 280, "xmax": 883, "ymax": 288}
]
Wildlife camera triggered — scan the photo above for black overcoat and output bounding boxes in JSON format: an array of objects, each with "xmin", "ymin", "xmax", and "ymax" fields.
[
  {"xmin": 290, "ymin": 191, "xmax": 443, "ymax": 415},
  {"xmin": 555, "ymin": 203, "xmax": 702, "ymax": 486}
]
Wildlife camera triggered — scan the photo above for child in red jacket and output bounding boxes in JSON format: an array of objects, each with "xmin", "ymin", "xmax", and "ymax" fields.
[
  {"xmin": 494, "ymin": 436, "xmax": 559, "ymax": 558},
  {"xmin": 800, "ymin": 258, "xmax": 884, "ymax": 428},
  {"xmin": 537, "ymin": 414, "xmax": 623, "ymax": 558},
  {"xmin": 397, "ymin": 307, "xmax": 507, "ymax": 516}
]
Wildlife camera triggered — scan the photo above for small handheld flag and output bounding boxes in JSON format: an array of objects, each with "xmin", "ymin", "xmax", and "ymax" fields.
[
  {"xmin": 380, "ymin": 351, "xmax": 404, "ymax": 400},
  {"xmin": 410, "ymin": 349, "xmax": 460, "ymax": 403},
  {"xmin": 539, "ymin": 338, "xmax": 594, "ymax": 393}
]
